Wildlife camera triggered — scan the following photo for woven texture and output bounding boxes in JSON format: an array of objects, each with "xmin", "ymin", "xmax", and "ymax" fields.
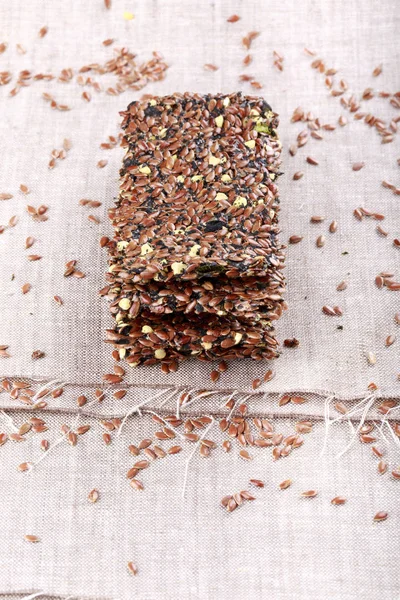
[{"xmin": 0, "ymin": 0, "xmax": 399, "ymax": 598}]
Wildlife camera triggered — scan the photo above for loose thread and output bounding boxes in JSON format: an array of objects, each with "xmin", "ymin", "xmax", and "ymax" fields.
[
  {"xmin": 182, "ymin": 416, "xmax": 215, "ymax": 500},
  {"xmin": 376, "ymin": 419, "xmax": 391, "ymax": 444},
  {"xmin": 379, "ymin": 405, "xmax": 400, "ymax": 449},
  {"xmin": 318, "ymin": 395, "xmax": 335, "ymax": 457},
  {"xmin": 385, "ymin": 421, "xmax": 400, "ymax": 450},
  {"xmin": 117, "ymin": 388, "xmax": 174, "ymax": 437},
  {"xmin": 182, "ymin": 390, "xmax": 220, "ymax": 409},
  {"xmin": 335, "ymin": 393, "xmax": 376, "ymax": 459},
  {"xmin": 0, "ymin": 409, "xmax": 20, "ymax": 432}
]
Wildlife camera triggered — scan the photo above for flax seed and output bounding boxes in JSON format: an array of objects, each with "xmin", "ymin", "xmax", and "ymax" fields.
[
  {"xmin": 329, "ymin": 221, "xmax": 338, "ymax": 233},
  {"xmin": 222, "ymin": 440, "xmax": 231, "ymax": 452},
  {"xmin": 239, "ymin": 449, "xmax": 252, "ymax": 461},
  {"xmin": 130, "ymin": 479, "xmax": 144, "ymax": 491},
  {"xmin": 373, "ymin": 511, "xmax": 388, "ymax": 522},
  {"xmin": 289, "ymin": 235, "xmax": 303, "ymax": 244},
  {"xmin": 77, "ymin": 395, "xmax": 87, "ymax": 407},
  {"xmin": 88, "ymin": 489, "xmax": 99, "ymax": 503},
  {"xmin": 103, "ymin": 433, "xmax": 111, "ymax": 445},
  {"xmin": 24, "ymin": 535, "xmax": 40, "ymax": 543},
  {"xmin": 127, "ymin": 561, "xmax": 138, "ymax": 575},
  {"xmin": 331, "ymin": 496, "xmax": 346, "ymax": 505},
  {"xmin": 301, "ymin": 490, "xmax": 317, "ymax": 498},
  {"xmin": 279, "ymin": 479, "xmax": 292, "ymax": 490},
  {"xmin": 77, "ymin": 425, "xmax": 90, "ymax": 435}
]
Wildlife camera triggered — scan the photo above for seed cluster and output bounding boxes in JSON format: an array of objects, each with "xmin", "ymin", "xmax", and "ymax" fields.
[{"xmin": 103, "ymin": 92, "xmax": 285, "ymax": 368}]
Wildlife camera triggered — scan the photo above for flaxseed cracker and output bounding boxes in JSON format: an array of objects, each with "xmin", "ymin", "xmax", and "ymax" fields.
[{"xmin": 109, "ymin": 92, "xmax": 284, "ymax": 282}]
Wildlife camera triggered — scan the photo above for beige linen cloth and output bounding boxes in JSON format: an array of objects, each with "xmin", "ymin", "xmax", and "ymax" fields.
[{"xmin": 0, "ymin": 0, "xmax": 399, "ymax": 598}]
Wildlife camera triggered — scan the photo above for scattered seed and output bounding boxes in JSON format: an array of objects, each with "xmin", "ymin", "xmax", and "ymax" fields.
[
  {"xmin": 331, "ymin": 496, "xmax": 346, "ymax": 505},
  {"xmin": 220, "ymin": 495, "xmax": 231, "ymax": 508},
  {"xmin": 9, "ymin": 433, "xmax": 25, "ymax": 442},
  {"xmin": 334, "ymin": 401, "xmax": 348, "ymax": 414},
  {"xmin": 130, "ymin": 478, "xmax": 144, "ymax": 491},
  {"xmin": 293, "ymin": 171, "xmax": 304, "ymax": 180},
  {"xmin": 210, "ymin": 370, "xmax": 220, "ymax": 382},
  {"xmin": 283, "ymin": 337, "xmax": 300, "ymax": 348},
  {"xmin": 291, "ymin": 396, "xmax": 307, "ymax": 405},
  {"xmin": 289, "ymin": 235, "xmax": 303, "ymax": 244},
  {"xmin": 249, "ymin": 479, "xmax": 264, "ymax": 488},
  {"xmin": 227, "ymin": 14, "xmax": 240, "ymax": 22},
  {"xmin": 40, "ymin": 439, "xmax": 49, "ymax": 451},
  {"xmin": 77, "ymin": 394, "xmax": 87, "ymax": 407},
  {"xmin": 279, "ymin": 479, "xmax": 292, "ymax": 490},
  {"xmin": 133, "ymin": 460, "xmax": 149, "ymax": 470},
  {"xmin": 329, "ymin": 221, "xmax": 338, "ymax": 233},
  {"xmin": 352, "ymin": 162, "xmax": 365, "ymax": 171},
  {"xmin": 222, "ymin": 440, "xmax": 231, "ymax": 452},
  {"xmin": 301, "ymin": 490, "xmax": 317, "ymax": 498},
  {"xmin": 378, "ymin": 461, "xmax": 388, "ymax": 475},
  {"xmin": 127, "ymin": 561, "xmax": 138, "ymax": 575},
  {"xmin": 21, "ymin": 283, "xmax": 31, "ymax": 294},
  {"xmin": 336, "ymin": 281, "xmax": 347, "ymax": 291},
  {"xmin": 67, "ymin": 431, "xmax": 77, "ymax": 446},
  {"xmin": 316, "ymin": 235, "xmax": 325, "ymax": 248},
  {"xmin": 306, "ymin": 156, "xmax": 319, "ymax": 166},
  {"xmin": 372, "ymin": 65, "xmax": 382, "ymax": 77},
  {"xmin": 263, "ymin": 369, "xmax": 275, "ymax": 383},
  {"xmin": 239, "ymin": 449, "xmax": 252, "ymax": 461},
  {"xmin": 204, "ymin": 64, "xmax": 218, "ymax": 71},
  {"xmin": 18, "ymin": 462, "xmax": 31, "ymax": 472},
  {"xmin": 360, "ymin": 434, "xmax": 377, "ymax": 444},
  {"xmin": 372, "ymin": 446, "xmax": 383, "ymax": 458},
  {"xmin": 24, "ymin": 535, "xmax": 40, "ymax": 543},
  {"xmin": 226, "ymin": 498, "xmax": 237, "ymax": 512},
  {"xmin": 373, "ymin": 511, "xmax": 388, "ymax": 522},
  {"xmin": 88, "ymin": 489, "xmax": 99, "ymax": 503},
  {"xmin": 385, "ymin": 335, "xmax": 396, "ymax": 347}
]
